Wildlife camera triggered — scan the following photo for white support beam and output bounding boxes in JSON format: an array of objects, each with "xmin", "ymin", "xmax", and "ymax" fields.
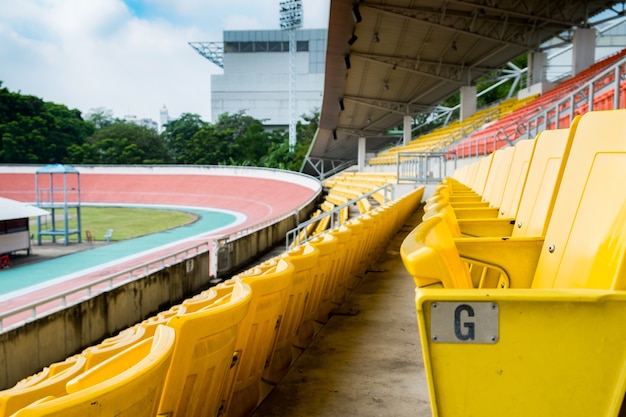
[
  {"xmin": 403, "ymin": 115, "xmax": 412, "ymax": 146},
  {"xmin": 460, "ymin": 86, "xmax": 477, "ymax": 122},
  {"xmin": 358, "ymin": 137, "xmax": 367, "ymax": 171}
]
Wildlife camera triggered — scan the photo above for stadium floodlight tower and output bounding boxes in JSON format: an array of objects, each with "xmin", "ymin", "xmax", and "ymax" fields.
[{"xmin": 279, "ymin": 0, "xmax": 303, "ymax": 152}]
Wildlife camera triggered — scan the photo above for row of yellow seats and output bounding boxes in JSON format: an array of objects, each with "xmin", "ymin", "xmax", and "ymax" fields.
[
  {"xmin": 368, "ymin": 97, "xmax": 534, "ymax": 166},
  {"xmin": 324, "ymin": 172, "xmax": 396, "ymax": 205},
  {"xmin": 399, "ymin": 109, "xmax": 626, "ymax": 416},
  {"xmin": 298, "ymin": 171, "xmax": 399, "ymax": 242},
  {"xmin": 0, "ymin": 185, "xmax": 425, "ymax": 417}
]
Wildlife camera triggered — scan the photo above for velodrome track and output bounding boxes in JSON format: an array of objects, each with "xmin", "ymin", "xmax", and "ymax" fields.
[{"xmin": 0, "ymin": 165, "xmax": 321, "ymax": 329}]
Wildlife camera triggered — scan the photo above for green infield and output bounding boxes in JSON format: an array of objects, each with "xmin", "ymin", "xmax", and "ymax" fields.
[{"xmin": 35, "ymin": 206, "xmax": 198, "ymax": 242}]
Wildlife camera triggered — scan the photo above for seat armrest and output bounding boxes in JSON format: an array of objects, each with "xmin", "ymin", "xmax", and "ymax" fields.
[
  {"xmin": 454, "ymin": 207, "xmax": 499, "ymax": 218},
  {"xmin": 458, "ymin": 218, "xmax": 515, "ymax": 237},
  {"xmin": 454, "ymin": 237, "xmax": 544, "ymax": 288}
]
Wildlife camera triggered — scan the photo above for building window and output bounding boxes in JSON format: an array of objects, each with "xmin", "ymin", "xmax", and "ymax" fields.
[
  {"xmin": 224, "ymin": 42, "xmax": 239, "ymax": 53},
  {"xmin": 269, "ymin": 41, "xmax": 282, "ymax": 52},
  {"xmin": 2, "ymin": 218, "xmax": 28, "ymax": 234},
  {"xmin": 224, "ymin": 40, "xmax": 309, "ymax": 53}
]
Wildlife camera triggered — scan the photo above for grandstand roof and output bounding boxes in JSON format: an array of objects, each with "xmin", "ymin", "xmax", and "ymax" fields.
[{"xmin": 305, "ymin": 0, "xmax": 624, "ymax": 176}]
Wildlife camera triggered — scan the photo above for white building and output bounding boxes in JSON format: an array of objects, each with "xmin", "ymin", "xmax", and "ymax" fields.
[
  {"xmin": 159, "ymin": 105, "xmax": 171, "ymax": 132},
  {"xmin": 194, "ymin": 29, "xmax": 327, "ymax": 128}
]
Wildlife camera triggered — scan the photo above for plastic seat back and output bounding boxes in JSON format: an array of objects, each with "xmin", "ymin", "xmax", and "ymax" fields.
[
  {"xmin": 222, "ymin": 259, "xmax": 294, "ymax": 417},
  {"xmin": 0, "ymin": 356, "xmax": 86, "ymax": 417},
  {"xmin": 13, "ymin": 325, "xmax": 175, "ymax": 417},
  {"xmin": 532, "ymin": 110, "xmax": 626, "ymax": 289},
  {"xmin": 512, "ymin": 128, "xmax": 572, "ymax": 238},
  {"xmin": 82, "ymin": 325, "xmax": 147, "ymax": 370},
  {"xmin": 297, "ymin": 233, "xmax": 337, "ymax": 347},
  {"xmin": 469, "ymin": 152, "xmax": 494, "ymax": 195},
  {"xmin": 158, "ymin": 280, "xmax": 252, "ymax": 417},
  {"xmin": 316, "ymin": 226, "xmax": 351, "ymax": 323},
  {"xmin": 481, "ymin": 146, "xmax": 515, "ymax": 207},
  {"xmin": 401, "ymin": 214, "xmax": 473, "ymax": 288},
  {"xmin": 498, "ymin": 138, "xmax": 536, "ymax": 218},
  {"xmin": 263, "ymin": 245, "xmax": 319, "ymax": 384}
]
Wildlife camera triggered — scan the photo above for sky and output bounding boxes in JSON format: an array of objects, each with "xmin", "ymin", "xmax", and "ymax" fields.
[{"xmin": 0, "ymin": 0, "xmax": 330, "ymax": 124}]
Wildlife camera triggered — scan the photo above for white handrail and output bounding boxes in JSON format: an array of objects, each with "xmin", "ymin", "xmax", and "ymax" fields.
[{"xmin": 0, "ymin": 242, "xmax": 209, "ymax": 333}]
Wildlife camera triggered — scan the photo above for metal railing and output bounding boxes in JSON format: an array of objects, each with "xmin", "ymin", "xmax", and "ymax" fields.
[
  {"xmin": 285, "ymin": 183, "xmax": 394, "ymax": 249},
  {"xmin": 0, "ymin": 242, "xmax": 210, "ymax": 333},
  {"xmin": 396, "ymin": 152, "xmax": 458, "ymax": 183},
  {"xmin": 451, "ymin": 55, "xmax": 626, "ymax": 158}
]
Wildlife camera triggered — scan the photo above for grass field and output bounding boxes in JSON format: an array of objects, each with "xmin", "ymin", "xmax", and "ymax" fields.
[{"xmin": 35, "ymin": 207, "xmax": 198, "ymax": 242}]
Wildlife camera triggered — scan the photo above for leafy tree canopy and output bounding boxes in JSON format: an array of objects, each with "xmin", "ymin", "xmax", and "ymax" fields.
[
  {"xmin": 0, "ymin": 80, "xmax": 320, "ymax": 172},
  {"xmin": 0, "ymin": 81, "xmax": 94, "ymax": 164},
  {"xmin": 80, "ymin": 121, "xmax": 171, "ymax": 164}
]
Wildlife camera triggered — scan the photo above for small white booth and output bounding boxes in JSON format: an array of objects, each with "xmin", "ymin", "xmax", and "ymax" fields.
[{"xmin": 0, "ymin": 197, "xmax": 48, "ymax": 260}]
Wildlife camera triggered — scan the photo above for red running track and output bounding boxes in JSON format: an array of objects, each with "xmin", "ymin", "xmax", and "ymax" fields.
[
  {"xmin": 0, "ymin": 166, "xmax": 321, "ymax": 326},
  {"xmin": 1, "ymin": 169, "xmax": 319, "ymax": 232}
]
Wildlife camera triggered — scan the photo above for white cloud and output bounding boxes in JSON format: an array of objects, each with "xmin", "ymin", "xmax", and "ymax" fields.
[{"xmin": 0, "ymin": 0, "xmax": 329, "ymax": 123}]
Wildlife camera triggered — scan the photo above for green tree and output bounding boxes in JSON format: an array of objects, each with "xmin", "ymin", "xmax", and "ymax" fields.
[
  {"xmin": 259, "ymin": 110, "xmax": 319, "ymax": 171},
  {"xmin": 291, "ymin": 110, "xmax": 319, "ymax": 172},
  {"xmin": 66, "ymin": 142, "xmax": 98, "ymax": 164},
  {"xmin": 162, "ymin": 113, "xmax": 208, "ymax": 163},
  {"xmin": 83, "ymin": 121, "xmax": 170, "ymax": 164},
  {"xmin": 165, "ymin": 111, "xmax": 285, "ymax": 167},
  {"xmin": 84, "ymin": 108, "xmax": 116, "ymax": 129},
  {"xmin": 0, "ymin": 82, "xmax": 93, "ymax": 163},
  {"xmin": 213, "ymin": 111, "xmax": 279, "ymax": 165},
  {"xmin": 186, "ymin": 125, "xmax": 231, "ymax": 165},
  {"xmin": 93, "ymin": 138, "xmax": 144, "ymax": 164},
  {"xmin": 260, "ymin": 130, "xmax": 290, "ymax": 169}
]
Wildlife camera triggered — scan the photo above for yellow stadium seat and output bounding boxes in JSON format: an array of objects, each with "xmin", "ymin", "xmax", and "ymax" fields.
[
  {"xmin": 476, "ymin": 146, "xmax": 515, "ymax": 208},
  {"xmin": 222, "ymin": 259, "xmax": 294, "ymax": 417},
  {"xmin": 12, "ymin": 325, "xmax": 175, "ymax": 417},
  {"xmin": 263, "ymin": 244, "xmax": 320, "ymax": 384},
  {"xmin": 82, "ymin": 325, "xmax": 148, "ymax": 370},
  {"xmin": 340, "ymin": 219, "xmax": 367, "ymax": 291},
  {"xmin": 179, "ymin": 287, "xmax": 219, "ymax": 313},
  {"xmin": 405, "ymin": 109, "xmax": 626, "ymax": 416},
  {"xmin": 466, "ymin": 151, "xmax": 494, "ymax": 196},
  {"xmin": 439, "ymin": 148, "xmax": 514, "ymax": 208},
  {"xmin": 0, "ymin": 356, "xmax": 86, "ymax": 417},
  {"xmin": 412, "ymin": 128, "xmax": 572, "ymax": 288},
  {"xmin": 156, "ymin": 279, "xmax": 251, "ymax": 417},
  {"xmin": 312, "ymin": 213, "xmax": 331, "ymax": 235},
  {"xmin": 440, "ymin": 142, "xmax": 530, "ymax": 218},
  {"xmin": 315, "ymin": 226, "xmax": 351, "ymax": 324},
  {"xmin": 296, "ymin": 233, "xmax": 338, "ymax": 348},
  {"xmin": 455, "ymin": 129, "xmax": 568, "ymax": 230}
]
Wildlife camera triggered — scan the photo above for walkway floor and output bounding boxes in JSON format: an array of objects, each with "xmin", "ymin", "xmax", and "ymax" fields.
[{"xmin": 252, "ymin": 206, "xmax": 432, "ymax": 417}]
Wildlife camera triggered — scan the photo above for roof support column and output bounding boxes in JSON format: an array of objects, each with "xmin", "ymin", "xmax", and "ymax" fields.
[
  {"xmin": 460, "ymin": 86, "xmax": 477, "ymax": 122},
  {"xmin": 403, "ymin": 115, "xmax": 412, "ymax": 146},
  {"xmin": 358, "ymin": 136, "xmax": 366, "ymax": 171},
  {"xmin": 573, "ymin": 28, "xmax": 596, "ymax": 75},
  {"xmin": 528, "ymin": 51, "xmax": 547, "ymax": 85}
]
